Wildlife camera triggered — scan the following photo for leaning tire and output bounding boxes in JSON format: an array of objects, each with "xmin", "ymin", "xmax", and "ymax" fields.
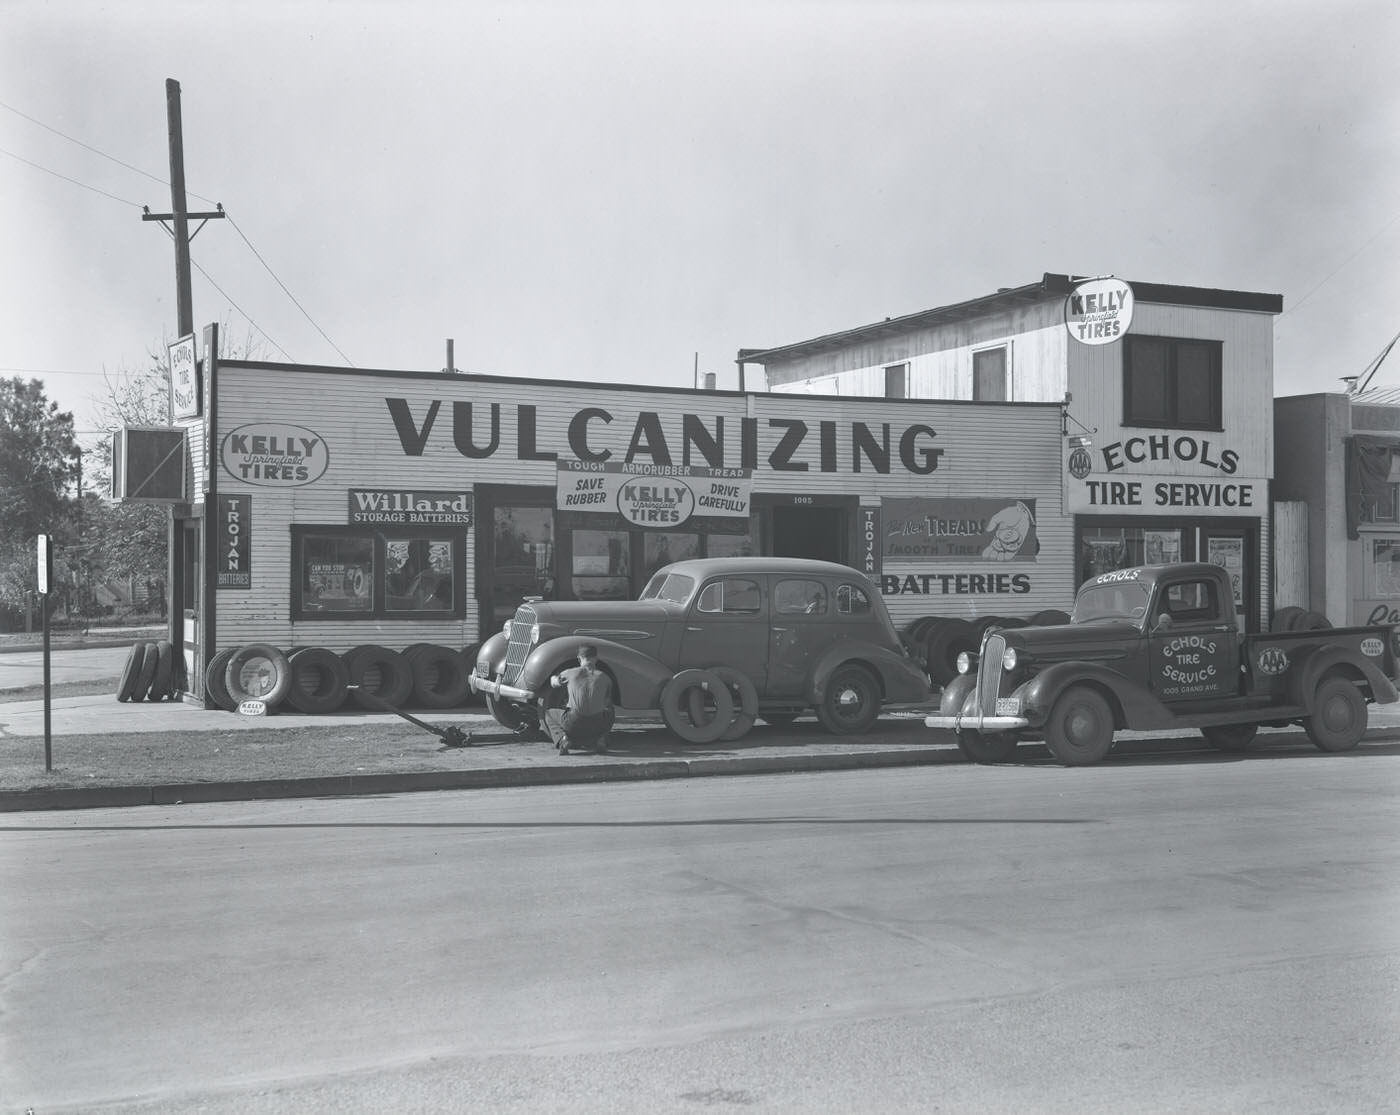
[
  {"xmin": 204, "ymin": 647, "xmax": 240, "ymax": 712},
  {"xmin": 1044, "ymin": 686, "xmax": 1114, "ymax": 765},
  {"xmin": 816, "ymin": 663, "xmax": 881, "ymax": 735},
  {"xmin": 130, "ymin": 641, "xmax": 160, "ymax": 702},
  {"xmin": 344, "ymin": 645, "xmax": 414, "ymax": 709},
  {"xmin": 1305, "ymin": 675, "xmax": 1367, "ymax": 752},
  {"xmin": 146, "ymin": 640, "xmax": 175, "ymax": 701},
  {"xmin": 1296, "ymin": 610, "xmax": 1333, "ymax": 631},
  {"xmin": 956, "ymin": 729, "xmax": 1018, "ymax": 764},
  {"xmin": 688, "ymin": 666, "xmax": 758, "ymax": 742},
  {"xmin": 224, "ymin": 643, "xmax": 292, "ymax": 707},
  {"xmin": 407, "ymin": 644, "xmax": 474, "ymax": 709},
  {"xmin": 661, "ymin": 669, "xmax": 734, "ymax": 743},
  {"xmin": 1269, "ymin": 606, "xmax": 1305, "ymax": 632},
  {"xmin": 1201, "ymin": 722, "xmax": 1258, "ymax": 751},
  {"xmin": 285, "ymin": 647, "xmax": 350, "ymax": 714},
  {"xmin": 116, "ymin": 642, "xmax": 148, "ymax": 702}
]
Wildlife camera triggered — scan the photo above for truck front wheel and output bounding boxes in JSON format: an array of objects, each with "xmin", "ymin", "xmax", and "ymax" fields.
[
  {"xmin": 1044, "ymin": 686, "xmax": 1114, "ymax": 765},
  {"xmin": 1305, "ymin": 676, "xmax": 1367, "ymax": 752},
  {"xmin": 956, "ymin": 730, "xmax": 1018, "ymax": 764}
]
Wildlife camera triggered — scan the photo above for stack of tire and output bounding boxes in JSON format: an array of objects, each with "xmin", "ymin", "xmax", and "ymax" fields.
[
  {"xmin": 201, "ymin": 642, "xmax": 479, "ymax": 714},
  {"xmin": 658, "ymin": 667, "xmax": 758, "ymax": 743},
  {"xmin": 904, "ymin": 609, "xmax": 1071, "ymax": 688},
  {"xmin": 1268, "ymin": 607, "xmax": 1333, "ymax": 632},
  {"xmin": 115, "ymin": 639, "xmax": 182, "ymax": 702}
]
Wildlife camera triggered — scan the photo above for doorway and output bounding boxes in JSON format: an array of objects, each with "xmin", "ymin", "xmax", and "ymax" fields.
[{"xmin": 771, "ymin": 505, "xmax": 846, "ymax": 563}]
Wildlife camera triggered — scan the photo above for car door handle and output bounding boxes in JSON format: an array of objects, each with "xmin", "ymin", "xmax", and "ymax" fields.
[{"xmin": 772, "ymin": 626, "xmax": 790, "ymax": 633}]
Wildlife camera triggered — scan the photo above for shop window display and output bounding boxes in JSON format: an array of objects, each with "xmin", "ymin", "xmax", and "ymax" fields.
[
  {"xmin": 1080, "ymin": 527, "xmax": 1182, "ymax": 583},
  {"xmin": 1367, "ymin": 538, "xmax": 1400, "ymax": 599},
  {"xmin": 300, "ymin": 534, "xmax": 374, "ymax": 613},
  {"xmin": 572, "ymin": 529, "xmax": 631, "ymax": 600},
  {"xmin": 645, "ymin": 532, "xmax": 700, "ymax": 577},
  {"xmin": 293, "ymin": 528, "xmax": 462, "ymax": 620}
]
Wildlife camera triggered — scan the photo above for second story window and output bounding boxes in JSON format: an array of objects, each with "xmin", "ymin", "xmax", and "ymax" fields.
[
  {"xmin": 884, "ymin": 363, "xmax": 907, "ymax": 399},
  {"xmin": 1124, "ymin": 336, "xmax": 1222, "ymax": 429},
  {"xmin": 973, "ymin": 347, "xmax": 1007, "ymax": 401}
]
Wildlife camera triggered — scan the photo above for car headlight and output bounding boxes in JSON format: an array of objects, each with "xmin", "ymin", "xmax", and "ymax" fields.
[
  {"xmin": 1002, "ymin": 646, "xmax": 1018, "ymax": 671},
  {"xmin": 956, "ymin": 651, "xmax": 972, "ymax": 674},
  {"xmin": 502, "ymin": 620, "xmax": 513, "ymax": 639},
  {"xmin": 530, "ymin": 624, "xmax": 541, "ymax": 644}
]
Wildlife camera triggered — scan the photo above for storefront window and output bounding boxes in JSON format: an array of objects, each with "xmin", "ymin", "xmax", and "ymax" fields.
[
  {"xmin": 1080, "ymin": 527, "xmax": 1182, "ymax": 582},
  {"xmin": 645, "ymin": 532, "xmax": 700, "ymax": 577},
  {"xmin": 571, "ymin": 529, "xmax": 631, "ymax": 600},
  {"xmin": 299, "ymin": 534, "xmax": 375, "ymax": 614},
  {"xmin": 385, "ymin": 538, "xmax": 454, "ymax": 613},
  {"xmin": 293, "ymin": 528, "xmax": 463, "ymax": 620},
  {"xmin": 1367, "ymin": 538, "xmax": 1400, "ymax": 598},
  {"xmin": 492, "ymin": 506, "xmax": 555, "ymax": 611},
  {"xmin": 705, "ymin": 531, "xmax": 755, "ymax": 559}
]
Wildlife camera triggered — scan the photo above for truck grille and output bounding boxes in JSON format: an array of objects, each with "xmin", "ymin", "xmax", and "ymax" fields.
[
  {"xmin": 977, "ymin": 632, "xmax": 1006, "ymax": 717},
  {"xmin": 501, "ymin": 603, "xmax": 538, "ymax": 686}
]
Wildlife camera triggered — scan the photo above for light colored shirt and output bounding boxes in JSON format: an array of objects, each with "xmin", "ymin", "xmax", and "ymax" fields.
[{"xmin": 562, "ymin": 666, "xmax": 612, "ymax": 718}]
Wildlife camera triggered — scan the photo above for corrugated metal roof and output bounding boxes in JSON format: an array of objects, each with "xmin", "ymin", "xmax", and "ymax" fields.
[{"xmin": 1351, "ymin": 385, "xmax": 1400, "ymax": 406}]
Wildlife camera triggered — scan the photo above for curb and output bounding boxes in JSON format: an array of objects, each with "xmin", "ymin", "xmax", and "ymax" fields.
[{"xmin": 4, "ymin": 725, "xmax": 1397, "ymax": 813}]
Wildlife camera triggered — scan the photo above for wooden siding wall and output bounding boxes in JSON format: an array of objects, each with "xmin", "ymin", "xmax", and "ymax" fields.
[
  {"xmin": 766, "ymin": 300, "xmax": 1067, "ymax": 402},
  {"xmin": 210, "ymin": 366, "xmax": 1075, "ymax": 651}
]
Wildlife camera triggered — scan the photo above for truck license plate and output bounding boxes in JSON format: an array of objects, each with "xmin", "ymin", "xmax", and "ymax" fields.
[{"xmin": 995, "ymin": 697, "xmax": 1021, "ymax": 716}]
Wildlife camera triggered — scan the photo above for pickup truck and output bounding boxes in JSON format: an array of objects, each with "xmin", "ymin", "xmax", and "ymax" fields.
[
  {"xmin": 469, "ymin": 556, "xmax": 931, "ymax": 742},
  {"xmin": 924, "ymin": 562, "xmax": 1399, "ymax": 765}
]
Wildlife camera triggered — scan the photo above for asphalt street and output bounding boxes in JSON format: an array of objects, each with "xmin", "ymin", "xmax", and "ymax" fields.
[{"xmin": 3, "ymin": 759, "xmax": 1397, "ymax": 1113}]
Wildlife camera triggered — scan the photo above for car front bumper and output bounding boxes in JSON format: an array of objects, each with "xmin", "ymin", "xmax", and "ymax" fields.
[{"xmin": 468, "ymin": 674, "xmax": 536, "ymax": 703}]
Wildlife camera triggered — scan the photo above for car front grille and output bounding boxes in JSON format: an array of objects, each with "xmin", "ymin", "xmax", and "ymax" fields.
[
  {"xmin": 976, "ymin": 632, "xmax": 1006, "ymax": 717},
  {"xmin": 500, "ymin": 603, "xmax": 537, "ymax": 686}
]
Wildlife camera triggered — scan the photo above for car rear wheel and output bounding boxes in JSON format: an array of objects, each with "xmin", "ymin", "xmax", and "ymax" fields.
[
  {"xmin": 1044, "ymin": 686, "xmax": 1114, "ymax": 765},
  {"xmin": 956, "ymin": 729, "xmax": 1018, "ymax": 764},
  {"xmin": 1305, "ymin": 676, "xmax": 1366, "ymax": 752},
  {"xmin": 816, "ymin": 664, "xmax": 880, "ymax": 735}
]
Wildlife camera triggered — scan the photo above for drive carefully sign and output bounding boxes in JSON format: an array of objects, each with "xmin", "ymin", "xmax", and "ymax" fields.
[
  {"xmin": 557, "ymin": 459, "xmax": 751, "ymax": 528},
  {"xmin": 1065, "ymin": 277, "xmax": 1133, "ymax": 345}
]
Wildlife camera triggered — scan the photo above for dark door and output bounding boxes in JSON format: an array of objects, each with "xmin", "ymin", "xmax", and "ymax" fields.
[{"xmin": 771, "ymin": 506, "xmax": 845, "ymax": 563}]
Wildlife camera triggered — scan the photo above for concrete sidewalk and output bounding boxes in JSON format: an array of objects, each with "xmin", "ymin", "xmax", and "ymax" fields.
[{"xmin": 3, "ymin": 689, "xmax": 1399, "ymax": 813}]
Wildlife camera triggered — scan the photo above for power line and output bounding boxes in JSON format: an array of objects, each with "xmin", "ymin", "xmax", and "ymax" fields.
[
  {"xmin": 0, "ymin": 95, "xmax": 219, "ymax": 206},
  {"xmin": 0, "ymin": 144, "xmax": 144, "ymax": 207},
  {"xmin": 226, "ymin": 214, "xmax": 355, "ymax": 366},
  {"xmin": 1285, "ymin": 211, "xmax": 1400, "ymax": 318}
]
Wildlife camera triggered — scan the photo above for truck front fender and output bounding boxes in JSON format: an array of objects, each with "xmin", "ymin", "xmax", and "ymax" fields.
[{"xmin": 1015, "ymin": 661, "xmax": 1174, "ymax": 730}]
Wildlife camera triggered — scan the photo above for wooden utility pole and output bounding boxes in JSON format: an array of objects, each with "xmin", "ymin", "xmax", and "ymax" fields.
[
  {"xmin": 141, "ymin": 78, "xmax": 225, "ymax": 682},
  {"xmin": 142, "ymin": 78, "xmax": 224, "ymax": 339}
]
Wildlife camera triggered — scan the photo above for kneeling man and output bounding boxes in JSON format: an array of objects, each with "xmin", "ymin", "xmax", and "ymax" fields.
[{"xmin": 544, "ymin": 644, "xmax": 614, "ymax": 755}]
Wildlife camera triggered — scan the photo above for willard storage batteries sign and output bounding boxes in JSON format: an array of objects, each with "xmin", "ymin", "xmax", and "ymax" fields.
[{"xmin": 556, "ymin": 460, "xmax": 752, "ymax": 529}]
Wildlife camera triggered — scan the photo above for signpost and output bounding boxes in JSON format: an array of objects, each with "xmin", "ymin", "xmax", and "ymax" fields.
[{"xmin": 37, "ymin": 533, "xmax": 53, "ymax": 771}]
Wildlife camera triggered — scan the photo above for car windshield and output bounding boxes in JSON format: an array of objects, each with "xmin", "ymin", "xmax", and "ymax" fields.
[
  {"xmin": 1072, "ymin": 581, "xmax": 1151, "ymax": 624},
  {"xmin": 639, "ymin": 571, "xmax": 695, "ymax": 604}
]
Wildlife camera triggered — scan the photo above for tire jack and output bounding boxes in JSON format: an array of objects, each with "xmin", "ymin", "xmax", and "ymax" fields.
[{"xmin": 346, "ymin": 685, "xmax": 473, "ymax": 748}]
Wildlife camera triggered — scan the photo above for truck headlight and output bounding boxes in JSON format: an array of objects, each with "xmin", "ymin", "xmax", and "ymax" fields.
[
  {"xmin": 530, "ymin": 624, "xmax": 541, "ymax": 644},
  {"xmin": 956, "ymin": 651, "xmax": 972, "ymax": 674},
  {"xmin": 502, "ymin": 620, "xmax": 513, "ymax": 639},
  {"xmin": 1002, "ymin": 646, "xmax": 1018, "ymax": 671}
]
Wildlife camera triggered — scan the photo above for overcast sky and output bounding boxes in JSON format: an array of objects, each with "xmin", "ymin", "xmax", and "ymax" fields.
[{"xmin": 3, "ymin": 0, "xmax": 1396, "ymax": 447}]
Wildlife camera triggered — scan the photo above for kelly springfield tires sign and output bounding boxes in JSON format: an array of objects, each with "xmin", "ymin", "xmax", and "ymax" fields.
[
  {"xmin": 1064, "ymin": 277, "xmax": 1133, "ymax": 345},
  {"xmin": 555, "ymin": 460, "xmax": 751, "ymax": 529}
]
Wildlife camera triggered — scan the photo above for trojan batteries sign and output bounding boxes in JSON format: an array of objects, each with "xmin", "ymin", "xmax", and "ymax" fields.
[
  {"xmin": 1065, "ymin": 431, "xmax": 1262, "ymax": 515},
  {"xmin": 556, "ymin": 460, "xmax": 752, "ymax": 529}
]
